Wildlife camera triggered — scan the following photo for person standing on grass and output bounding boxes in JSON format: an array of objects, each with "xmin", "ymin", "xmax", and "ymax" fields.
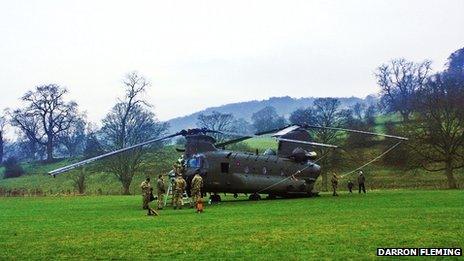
[
  {"xmin": 140, "ymin": 177, "xmax": 152, "ymax": 209},
  {"xmin": 191, "ymin": 169, "xmax": 204, "ymax": 213},
  {"xmin": 173, "ymin": 172, "xmax": 186, "ymax": 210},
  {"xmin": 358, "ymin": 170, "xmax": 366, "ymax": 194},
  {"xmin": 331, "ymin": 173, "xmax": 339, "ymax": 196},
  {"xmin": 156, "ymin": 175, "xmax": 166, "ymax": 210},
  {"xmin": 347, "ymin": 180, "xmax": 354, "ymax": 193}
]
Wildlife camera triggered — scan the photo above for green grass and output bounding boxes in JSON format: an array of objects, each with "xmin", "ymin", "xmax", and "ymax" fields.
[
  {"xmin": 244, "ymin": 137, "xmax": 278, "ymax": 151},
  {"xmin": 0, "ymin": 190, "xmax": 463, "ymax": 259}
]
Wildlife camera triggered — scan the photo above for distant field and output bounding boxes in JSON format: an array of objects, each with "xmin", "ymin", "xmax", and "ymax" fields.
[{"xmin": 0, "ymin": 190, "xmax": 463, "ymax": 259}]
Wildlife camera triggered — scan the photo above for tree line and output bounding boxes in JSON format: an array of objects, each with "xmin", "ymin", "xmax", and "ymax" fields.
[{"xmin": 0, "ymin": 47, "xmax": 463, "ymax": 192}]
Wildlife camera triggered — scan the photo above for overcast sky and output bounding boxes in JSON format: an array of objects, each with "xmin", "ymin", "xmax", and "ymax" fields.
[{"xmin": 1, "ymin": 0, "xmax": 463, "ymax": 124}]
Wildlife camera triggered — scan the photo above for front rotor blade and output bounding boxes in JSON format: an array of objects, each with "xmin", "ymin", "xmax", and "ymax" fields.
[
  {"xmin": 301, "ymin": 125, "xmax": 408, "ymax": 141},
  {"xmin": 277, "ymin": 138, "xmax": 338, "ymax": 148},
  {"xmin": 48, "ymin": 133, "xmax": 180, "ymax": 176}
]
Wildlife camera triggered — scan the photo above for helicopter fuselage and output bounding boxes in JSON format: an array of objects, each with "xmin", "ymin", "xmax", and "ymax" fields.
[{"xmin": 183, "ymin": 150, "xmax": 321, "ymax": 197}]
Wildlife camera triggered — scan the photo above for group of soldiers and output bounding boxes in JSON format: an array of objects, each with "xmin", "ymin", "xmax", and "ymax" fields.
[
  {"xmin": 140, "ymin": 159, "xmax": 204, "ymax": 216},
  {"xmin": 141, "ymin": 155, "xmax": 369, "ymax": 215},
  {"xmin": 330, "ymin": 170, "xmax": 367, "ymax": 196}
]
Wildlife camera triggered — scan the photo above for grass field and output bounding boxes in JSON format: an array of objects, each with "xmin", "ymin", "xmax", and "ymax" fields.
[{"xmin": 1, "ymin": 190, "xmax": 463, "ymax": 259}]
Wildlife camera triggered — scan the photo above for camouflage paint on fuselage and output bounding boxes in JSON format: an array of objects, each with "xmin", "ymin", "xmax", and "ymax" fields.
[{"xmin": 183, "ymin": 144, "xmax": 321, "ymax": 197}]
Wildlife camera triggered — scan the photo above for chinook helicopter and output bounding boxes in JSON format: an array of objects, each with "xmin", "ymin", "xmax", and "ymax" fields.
[{"xmin": 49, "ymin": 125, "xmax": 407, "ymax": 201}]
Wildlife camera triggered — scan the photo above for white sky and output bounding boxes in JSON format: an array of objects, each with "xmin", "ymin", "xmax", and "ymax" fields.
[{"xmin": 1, "ymin": 0, "xmax": 463, "ymax": 125}]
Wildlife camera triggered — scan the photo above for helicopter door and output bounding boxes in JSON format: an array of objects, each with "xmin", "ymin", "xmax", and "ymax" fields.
[
  {"xmin": 208, "ymin": 161, "xmax": 229, "ymax": 189},
  {"xmin": 221, "ymin": 162, "xmax": 236, "ymax": 188}
]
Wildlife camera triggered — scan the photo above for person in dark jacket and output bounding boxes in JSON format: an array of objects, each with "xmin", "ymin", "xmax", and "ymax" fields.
[
  {"xmin": 347, "ymin": 180, "xmax": 354, "ymax": 193},
  {"xmin": 357, "ymin": 170, "xmax": 366, "ymax": 194},
  {"xmin": 331, "ymin": 173, "xmax": 339, "ymax": 196}
]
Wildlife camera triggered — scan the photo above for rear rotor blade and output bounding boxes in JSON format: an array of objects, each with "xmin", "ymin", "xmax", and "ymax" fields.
[
  {"xmin": 301, "ymin": 125, "xmax": 408, "ymax": 141},
  {"xmin": 48, "ymin": 133, "xmax": 180, "ymax": 176},
  {"xmin": 214, "ymin": 125, "xmax": 298, "ymax": 147},
  {"xmin": 272, "ymin": 125, "xmax": 301, "ymax": 137},
  {"xmin": 213, "ymin": 132, "xmax": 265, "ymax": 147},
  {"xmin": 217, "ymin": 125, "xmax": 340, "ymax": 148},
  {"xmin": 255, "ymin": 125, "xmax": 295, "ymax": 136}
]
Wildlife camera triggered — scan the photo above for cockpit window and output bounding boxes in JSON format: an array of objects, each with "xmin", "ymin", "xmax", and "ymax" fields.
[{"xmin": 187, "ymin": 155, "xmax": 204, "ymax": 169}]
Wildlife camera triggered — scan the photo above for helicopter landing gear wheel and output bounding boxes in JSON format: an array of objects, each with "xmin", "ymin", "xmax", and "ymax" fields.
[
  {"xmin": 210, "ymin": 194, "xmax": 221, "ymax": 203},
  {"xmin": 233, "ymin": 193, "xmax": 238, "ymax": 198},
  {"xmin": 249, "ymin": 193, "xmax": 261, "ymax": 201}
]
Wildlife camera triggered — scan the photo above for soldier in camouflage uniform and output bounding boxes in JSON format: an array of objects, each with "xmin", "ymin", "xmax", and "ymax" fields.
[
  {"xmin": 156, "ymin": 175, "xmax": 166, "ymax": 210},
  {"xmin": 173, "ymin": 173, "xmax": 186, "ymax": 209},
  {"xmin": 170, "ymin": 163, "xmax": 181, "ymax": 206},
  {"xmin": 140, "ymin": 177, "xmax": 152, "ymax": 209},
  {"xmin": 331, "ymin": 173, "xmax": 339, "ymax": 196},
  {"xmin": 191, "ymin": 169, "xmax": 203, "ymax": 208}
]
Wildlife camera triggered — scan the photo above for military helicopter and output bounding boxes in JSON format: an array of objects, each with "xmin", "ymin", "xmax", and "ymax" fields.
[{"xmin": 49, "ymin": 125, "xmax": 407, "ymax": 201}]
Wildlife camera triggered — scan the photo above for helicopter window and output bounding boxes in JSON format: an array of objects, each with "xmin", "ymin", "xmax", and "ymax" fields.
[
  {"xmin": 221, "ymin": 162, "xmax": 229, "ymax": 174},
  {"xmin": 187, "ymin": 156, "xmax": 203, "ymax": 169},
  {"xmin": 263, "ymin": 167, "xmax": 267, "ymax": 175}
]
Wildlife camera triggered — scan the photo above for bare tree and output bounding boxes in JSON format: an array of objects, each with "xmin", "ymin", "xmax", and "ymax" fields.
[
  {"xmin": 230, "ymin": 118, "xmax": 254, "ymax": 134},
  {"xmin": 69, "ymin": 124, "xmax": 104, "ymax": 195},
  {"xmin": 197, "ymin": 111, "xmax": 234, "ymax": 142},
  {"xmin": 446, "ymin": 47, "xmax": 464, "ymax": 77},
  {"xmin": 100, "ymin": 72, "xmax": 168, "ymax": 194},
  {"xmin": 311, "ymin": 98, "xmax": 343, "ymax": 191},
  {"xmin": 406, "ymin": 70, "xmax": 464, "ymax": 189},
  {"xmin": 352, "ymin": 103, "xmax": 365, "ymax": 121},
  {"xmin": 312, "ymin": 98, "xmax": 342, "ymax": 143},
  {"xmin": 0, "ymin": 114, "xmax": 6, "ymax": 164},
  {"xmin": 73, "ymin": 167, "xmax": 87, "ymax": 194},
  {"xmin": 376, "ymin": 58, "xmax": 432, "ymax": 122},
  {"xmin": 83, "ymin": 123, "xmax": 104, "ymax": 159},
  {"xmin": 343, "ymin": 103, "xmax": 376, "ymax": 148},
  {"xmin": 15, "ymin": 134, "xmax": 45, "ymax": 161},
  {"xmin": 251, "ymin": 106, "xmax": 287, "ymax": 132},
  {"xmin": 57, "ymin": 117, "xmax": 87, "ymax": 157},
  {"xmin": 289, "ymin": 107, "xmax": 315, "ymax": 126},
  {"xmin": 9, "ymin": 84, "xmax": 80, "ymax": 162}
]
